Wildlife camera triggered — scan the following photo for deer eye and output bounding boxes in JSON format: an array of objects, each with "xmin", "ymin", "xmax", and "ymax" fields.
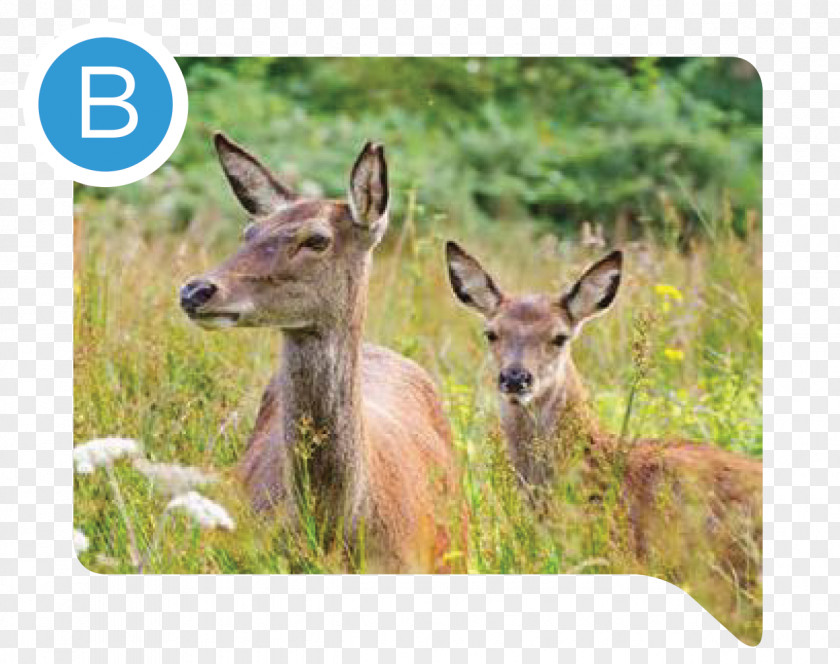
[
  {"xmin": 552, "ymin": 333, "xmax": 568, "ymax": 347},
  {"xmin": 484, "ymin": 330, "xmax": 499, "ymax": 342},
  {"xmin": 242, "ymin": 222, "xmax": 259, "ymax": 242},
  {"xmin": 299, "ymin": 233, "xmax": 331, "ymax": 253}
]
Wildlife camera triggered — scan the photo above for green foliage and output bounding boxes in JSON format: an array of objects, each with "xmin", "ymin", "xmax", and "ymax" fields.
[{"xmin": 77, "ymin": 57, "xmax": 760, "ymax": 246}]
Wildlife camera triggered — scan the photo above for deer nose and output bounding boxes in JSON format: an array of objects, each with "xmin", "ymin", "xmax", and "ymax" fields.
[
  {"xmin": 499, "ymin": 367, "xmax": 533, "ymax": 394},
  {"xmin": 180, "ymin": 279, "xmax": 218, "ymax": 314}
]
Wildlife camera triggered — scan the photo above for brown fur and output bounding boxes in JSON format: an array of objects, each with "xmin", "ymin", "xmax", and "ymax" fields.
[
  {"xmin": 239, "ymin": 342, "xmax": 458, "ymax": 572},
  {"xmin": 182, "ymin": 135, "xmax": 460, "ymax": 572},
  {"xmin": 523, "ymin": 360, "xmax": 762, "ymax": 572}
]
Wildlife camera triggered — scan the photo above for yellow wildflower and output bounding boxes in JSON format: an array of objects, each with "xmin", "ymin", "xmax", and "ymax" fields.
[
  {"xmin": 655, "ymin": 283, "xmax": 684, "ymax": 302},
  {"xmin": 663, "ymin": 348, "xmax": 685, "ymax": 362}
]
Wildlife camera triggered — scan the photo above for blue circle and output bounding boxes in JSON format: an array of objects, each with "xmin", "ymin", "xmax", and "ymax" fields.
[{"xmin": 38, "ymin": 37, "xmax": 174, "ymax": 172}]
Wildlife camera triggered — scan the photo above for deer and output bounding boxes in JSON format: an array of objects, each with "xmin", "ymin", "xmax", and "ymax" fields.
[
  {"xmin": 178, "ymin": 133, "xmax": 459, "ymax": 572},
  {"xmin": 445, "ymin": 241, "xmax": 761, "ymax": 580}
]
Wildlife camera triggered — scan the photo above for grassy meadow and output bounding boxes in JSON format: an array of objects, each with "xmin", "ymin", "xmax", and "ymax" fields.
[{"xmin": 73, "ymin": 58, "xmax": 762, "ymax": 644}]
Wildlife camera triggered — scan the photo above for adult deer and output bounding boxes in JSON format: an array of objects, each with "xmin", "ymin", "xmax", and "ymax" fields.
[
  {"xmin": 445, "ymin": 242, "xmax": 761, "ymax": 577},
  {"xmin": 179, "ymin": 133, "xmax": 458, "ymax": 572}
]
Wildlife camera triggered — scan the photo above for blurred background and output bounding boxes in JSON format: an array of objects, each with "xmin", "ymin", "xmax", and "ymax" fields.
[{"xmin": 75, "ymin": 57, "xmax": 761, "ymax": 247}]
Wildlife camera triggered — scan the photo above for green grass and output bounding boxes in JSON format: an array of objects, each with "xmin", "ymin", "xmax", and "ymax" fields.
[{"xmin": 73, "ymin": 207, "xmax": 762, "ymax": 644}]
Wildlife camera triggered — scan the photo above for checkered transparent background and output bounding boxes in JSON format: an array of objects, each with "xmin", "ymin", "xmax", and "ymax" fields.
[{"xmin": 1, "ymin": 1, "xmax": 836, "ymax": 660}]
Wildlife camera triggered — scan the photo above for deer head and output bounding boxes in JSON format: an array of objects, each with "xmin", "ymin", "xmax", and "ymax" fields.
[
  {"xmin": 180, "ymin": 133, "xmax": 389, "ymax": 332},
  {"xmin": 446, "ymin": 241, "xmax": 622, "ymax": 405}
]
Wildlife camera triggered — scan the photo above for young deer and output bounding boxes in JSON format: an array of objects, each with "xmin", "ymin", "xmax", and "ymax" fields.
[
  {"xmin": 179, "ymin": 133, "xmax": 458, "ymax": 572},
  {"xmin": 445, "ymin": 242, "xmax": 761, "ymax": 572}
]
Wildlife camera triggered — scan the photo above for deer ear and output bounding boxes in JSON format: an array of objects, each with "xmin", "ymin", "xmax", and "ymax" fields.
[
  {"xmin": 348, "ymin": 141, "xmax": 389, "ymax": 241},
  {"xmin": 446, "ymin": 241, "xmax": 504, "ymax": 318},
  {"xmin": 561, "ymin": 250, "xmax": 623, "ymax": 326},
  {"xmin": 214, "ymin": 132, "xmax": 297, "ymax": 217}
]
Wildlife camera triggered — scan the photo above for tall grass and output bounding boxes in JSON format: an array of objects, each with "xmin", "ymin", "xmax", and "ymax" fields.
[{"xmin": 73, "ymin": 203, "xmax": 761, "ymax": 643}]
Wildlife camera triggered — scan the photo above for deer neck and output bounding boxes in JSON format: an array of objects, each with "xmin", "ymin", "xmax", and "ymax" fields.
[
  {"xmin": 277, "ymin": 271, "xmax": 369, "ymax": 518},
  {"xmin": 500, "ymin": 358, "xmax": 600, "ymax": 480}
]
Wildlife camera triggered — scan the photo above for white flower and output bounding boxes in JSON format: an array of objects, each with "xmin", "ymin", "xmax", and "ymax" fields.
[
  {"xmin": 74, "ymin": 529, "xmax": 89, "ymax": 555},
  {"xmin": 74, "ymin": 438, "xmax": 143, "ymax": 474},
  {"xmin": 133, "ymin": 459, "xmax": 217, "ymax": 496},
  {"xmin": 165, "ymin": 491, "xmax": 235, "ymax": 531}
]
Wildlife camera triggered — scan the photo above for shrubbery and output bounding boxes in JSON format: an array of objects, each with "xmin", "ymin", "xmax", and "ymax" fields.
[{"xmin": 78, "ymin": 57, "xmax": 761, "ymax": 245}]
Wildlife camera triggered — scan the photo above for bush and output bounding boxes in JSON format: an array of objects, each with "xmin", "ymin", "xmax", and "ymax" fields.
[{"xmin": 77, "ymin": 57, "xmax": 761, "ymax": 246}]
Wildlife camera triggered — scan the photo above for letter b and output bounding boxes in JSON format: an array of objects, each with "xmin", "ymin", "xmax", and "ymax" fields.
[{"xmin": 81, "ymin": 66, "xmax": 138, "ymax": 138}]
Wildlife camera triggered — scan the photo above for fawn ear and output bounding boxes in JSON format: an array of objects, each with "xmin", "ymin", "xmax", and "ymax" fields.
[
  {"xmin": 561, "ymin": 250, "xmax": 623, "ymax": 326},
  {"xmin": 348, "ymin": 141, "xmax": 389, "ymax": 242},
  {"xmin": 214, "ymin": 132, "xmax": 297, "ymax": 217},
  {"xmin": 446, "ymin": 241, "xmax": 504, "ymax": 318}
]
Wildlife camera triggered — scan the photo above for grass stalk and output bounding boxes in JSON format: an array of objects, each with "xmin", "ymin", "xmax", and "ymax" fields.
[{"xmin": 104, "ymin": 461, "xmax": 142, "ymax": 570}]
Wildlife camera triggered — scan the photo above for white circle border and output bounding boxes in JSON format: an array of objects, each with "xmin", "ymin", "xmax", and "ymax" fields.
[{"xmin": 22, "ymin": 22, "xmax": 188, "ymax": 188}]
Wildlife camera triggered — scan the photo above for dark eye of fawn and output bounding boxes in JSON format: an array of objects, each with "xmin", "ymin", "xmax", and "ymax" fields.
[
  {"xmin": 552, "ymin": 333, "xmax": 568, "ymax": 347},
  {"xmin": 301, "ymin": 234, "xmax": 331, "ymax": 252},
  {"xmin": 485, "ymin": 330, "xmax": 499, "ymax": 342}
]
